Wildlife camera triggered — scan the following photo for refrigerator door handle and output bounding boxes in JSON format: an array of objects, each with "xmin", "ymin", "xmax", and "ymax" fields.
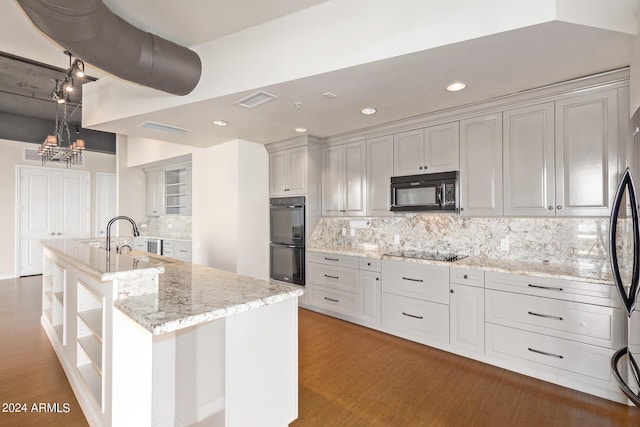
[{"xmin": 609, "ymin": 168, "xmax": 640, "ymax": 316}]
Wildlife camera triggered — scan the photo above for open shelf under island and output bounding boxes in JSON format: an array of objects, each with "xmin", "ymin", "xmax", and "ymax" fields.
[{"xmin": 40, "ymin": 239, "xmax": 302, "ymax": 427}]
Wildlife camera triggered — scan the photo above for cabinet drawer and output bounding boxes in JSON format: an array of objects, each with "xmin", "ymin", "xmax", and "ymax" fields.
[
  {"xmin": 307, "ymin": 251, "xmax": 359, "ymax": 268},
  {"xmin": 309, "ymin": 285, "xmax": 357, "ymax": 317},
  {"xmin": 450, "ymin": 267, "xmax": 484, "ymax": 288},
  {"xmin": 307, "ymin": 263, "xmax": 358, "ymax": 292},
  {"xmin": 382, "ymin": 260, "xmax": 449, "ymax": 304},
  {"xmin": 381, "ymin": 293, "xmax": 449, "ymax": 345},
  {"xmin": 360, "ymin": 257, "xmax": 381, "ymax": 272},
  {"xmin": 485, "ymin": 271, "xmax": 616, "ymax": 306},
  {"xmin": 485, "ymin": 290, "xmax": 622, "ymax": 348},
  {"xmin": 486, "ymin": 323, "xmax": 615, "ymax": 387}
]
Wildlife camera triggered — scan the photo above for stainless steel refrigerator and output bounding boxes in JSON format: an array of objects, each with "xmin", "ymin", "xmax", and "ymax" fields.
[{"xmin": 610, "ymin": 167, "xmax": 640, "ymax": 405}]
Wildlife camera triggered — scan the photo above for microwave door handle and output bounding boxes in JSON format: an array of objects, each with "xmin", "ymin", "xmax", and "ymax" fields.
[{"xmin": 436, "ymin": 184, "xmax": 443, "ymax": 207}]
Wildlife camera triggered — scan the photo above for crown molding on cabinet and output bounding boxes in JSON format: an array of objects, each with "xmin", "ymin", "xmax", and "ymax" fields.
[{"xmin": 267, "ymin": 68, "xmax": 629, "ymax": 149}]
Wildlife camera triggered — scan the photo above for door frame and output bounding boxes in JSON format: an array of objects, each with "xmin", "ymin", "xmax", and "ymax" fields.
[{"xmin": 16, "ymin": 165, "xmax": 91, "ymax": 277}]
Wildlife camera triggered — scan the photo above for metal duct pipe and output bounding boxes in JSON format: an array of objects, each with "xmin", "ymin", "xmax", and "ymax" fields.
[{"xmin": 17, "ymin": 0, "xmax": 202, "ymax": 96}]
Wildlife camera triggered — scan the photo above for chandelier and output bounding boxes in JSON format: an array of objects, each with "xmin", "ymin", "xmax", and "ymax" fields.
[{"xmin": 38, "ymin": 51, "xmax": 86, "ymax": 167}]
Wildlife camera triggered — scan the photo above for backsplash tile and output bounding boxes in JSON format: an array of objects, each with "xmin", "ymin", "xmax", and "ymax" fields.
[
  {"xmin": 141, "ymin": 216, "xmax": 192, "ymax": 239},
  {"xmin": 308, "ymin": 214, "xmax": 630, "ymax": 265}
]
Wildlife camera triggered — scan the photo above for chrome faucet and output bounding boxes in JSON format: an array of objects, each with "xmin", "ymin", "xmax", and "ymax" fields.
[{"xmin": 106, "ymin": 216, "xmax": 140, "ymax": 252}]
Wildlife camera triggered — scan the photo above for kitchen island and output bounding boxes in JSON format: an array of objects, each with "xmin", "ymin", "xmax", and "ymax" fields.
[{"xmin": 41, "ymin": 239, "xmax": 302, "ymax": 427}]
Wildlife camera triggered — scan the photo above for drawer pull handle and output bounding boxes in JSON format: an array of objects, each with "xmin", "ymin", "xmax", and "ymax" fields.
[
  {"xmin": 527, "ymin": 311, "xmax": 563, "ymax": 321},
  {"xmin": 324, "ymin": 257, "xmax": 339, "ymax": 261},
  {"xmin": 528, "ymin": 284, "xmax": 563, "ymax": 292},
  {"xmin": 402, "ymin": 276, "xmax": 423, "ymax": 282},
  {"xmin": 324, "ymin": 297, "xmax": 339, "ymax": 303},
  {"xmin": 402, "ymin": 312, "xmax": 424, "ymax": 319},
  {"xmin": 528, "ymin": 347, "xmax": 564, "ymax": 359},
  {"xmin": 324, "ymin": 274, "xmax": 339, "ymax": 279}
]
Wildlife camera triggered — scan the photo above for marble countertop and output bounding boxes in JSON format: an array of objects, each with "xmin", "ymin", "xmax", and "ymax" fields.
[
  {"xmin": 43, "ymin": 239, "xmax": 302, "ymax": 335},
  {"xmin": 42, "ymin": 239, "xmax": 164, "ymax": 281},
  {"xmin": 307, "ymin": 245, "xmax": 616, "ymax": 285}
]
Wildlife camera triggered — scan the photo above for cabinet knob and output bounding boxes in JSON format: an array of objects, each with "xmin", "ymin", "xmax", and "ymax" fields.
[
  {"xmin": 548, "ymin": 206, "xmax": 553, "ymax": 210},
  {"xmin": 367, "ymin": 262, "xmax": 371, "ymax": 266},
  {"xmin": 376, "ymin": 277, "xmax": 379, "ymax": 281},
  {"xmin": 424, "ymin": 165, "xmax": 428, "ymax": 169},
  {"xmin": 419, "ymin": 166, "xmax": 423, "ymax": 170},
  {"xmin": 450, "ymin": 289, "xmax": 454, "ymax": 294},
  {"xmin": 556, "ymin": 205, "xmax": 563, "ymax": 210},
  {"xmin": 463, "ymin": 274, "xmax": 468, "ymax": 279}
]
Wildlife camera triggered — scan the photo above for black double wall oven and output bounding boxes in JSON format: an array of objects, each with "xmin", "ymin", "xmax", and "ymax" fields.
[{"xmin": 270, "ymin": 196, "xmax": 305, "ymax": 285}]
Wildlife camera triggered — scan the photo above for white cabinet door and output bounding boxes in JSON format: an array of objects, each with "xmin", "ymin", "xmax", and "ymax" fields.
[
  {"xmin": 449, "ymin": 283, "xmax": 485, "ymax": 353},
  {"xmin": 393, "ymin": 129, "xmax": 424, "ymax": 176},
  {"xmin": 460, "ymin": 113, "xmax": 503, "ymax": 216},
  {"xmin": 425, "ymin": 122, "xmax": 459, "ymax": 173},
  {"xmin": 269, "ymin": 146, "xmax": 308, "ymax": 196},
  {"xmin": 269, "ymin": 150, "xmax": 288, "ymax": 196},
  {"xmin": 555, "ymin": 89, "xmax": 618, "ymax": 216},
  {"xmin": 321, "ymin": 145, "xmax": 343, "ymax": 215},
  {"xmin": 287, "ymin": 146, "xmax": 308, "ymax": 195},
  {"xmin": 367, "ymin": 135, "xmax": 394, "ymax": 216},
  {"xmin": 321, "ymin": 141, "xmax": 366, "ymax": 216},
  {"xmin": 358, "ymin": 270, "xmax": 381, "ymax": 324},
  {"xmin": 146, "ymin": 171, "xmax": 165, "ymax": 216},
  {"xmin": 503, "ymin": 103, "xmax": 555, "ymax": 216},
  {"xmin": 343, "ymin": 141, "xmax": 367, "ymax": 216}
]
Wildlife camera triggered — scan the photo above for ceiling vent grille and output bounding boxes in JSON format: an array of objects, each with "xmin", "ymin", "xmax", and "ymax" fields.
[
  {"xmin": 137, "ymin": 121, "xmax": 191, "ymax": 135},
  {"xmin": 234, "ymin": 91, "xmax": 277, "ymax": 109}
]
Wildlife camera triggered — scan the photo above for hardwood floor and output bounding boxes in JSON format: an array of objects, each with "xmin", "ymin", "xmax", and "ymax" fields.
[
  {"xmin": 0, "ymin": 276, "xmax": 87, "ymax": 426},
  {"xmin": 3, "ymin": 276, "xmax": 639, "ymax": 426},
  {"xmin": 292, "ymin": 308, "xmax": 640, "ymax": 427}
]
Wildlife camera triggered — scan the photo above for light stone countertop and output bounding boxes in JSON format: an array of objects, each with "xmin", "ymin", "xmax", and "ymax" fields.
[
  {"xmin": 307, "ymin": 245, "xmax": 617, "ymax": 285},
  {"xmin": 43, "ymin": 239, "xmax": 303, "ymax": 335}
]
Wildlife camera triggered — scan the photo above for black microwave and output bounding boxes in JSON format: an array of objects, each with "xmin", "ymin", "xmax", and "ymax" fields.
[{"xmin": 390, "ymin": 171, "xmax": 458, "ymax": 212}]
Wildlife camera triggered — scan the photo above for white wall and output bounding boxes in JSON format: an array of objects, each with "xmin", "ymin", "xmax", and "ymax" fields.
[
  {"xmin": 116, "ymin": 135, "xmax": 147, "ymax": 225},
  {"xmin": 630, "ymin": 5, "xmax": 640, "ymax": 116},
  {"xmin": 0, "ymin": 138, "xmax": 116, "ymax": 278},
  {"xmin": 123, "ymin": 136, "xmax": 270, "ymax": 279}
]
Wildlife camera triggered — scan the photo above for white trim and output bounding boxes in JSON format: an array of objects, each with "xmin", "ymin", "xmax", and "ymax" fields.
[{"xmin": 0, "ymin": 274, "xmax": 17, "ymax": 280}]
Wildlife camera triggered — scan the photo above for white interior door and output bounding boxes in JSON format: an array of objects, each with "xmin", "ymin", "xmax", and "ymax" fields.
[
  {"xmin": 18, "ymin": 167, "xmax": 90, "ymax": 276},
  {"xmin": 96, "ymin": 173, "xmax": 117, "ymax": 237}
]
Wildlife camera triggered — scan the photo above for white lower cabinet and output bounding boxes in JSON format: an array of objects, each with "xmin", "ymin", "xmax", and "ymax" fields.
[
  {"xmin": 484, "ymin": 271, "xmax": 623, "ymax": 400},
  {"xmin": 381, "ymin": 260, "xmax": 450, "ymax": 345},
  {"xmin": 449, "ymin": 267, "xmax": 485, "ymax": 354},
  {"xmin": 304, "ymin": 253, "xmax": 626, "ymax": 403},
  {"xmin": 306, "ymin": 252, "xmax": 380, "ymax": 325},
  {"xmin": 381, "ymin": 292, "xmax": 449, "ymax": 345}
]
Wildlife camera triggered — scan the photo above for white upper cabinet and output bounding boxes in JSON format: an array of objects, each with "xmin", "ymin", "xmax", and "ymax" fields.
[
  {"xmin": 393, "ymin": 122, "xmax": 459, "ymax": 176},
  {"xmin": 269, "ymin": 145, "xmax": 308, "ymax": 196},
  {"xmin": 146, "ymin": 170, "xmax": 165, "ymax": 217},
  {"xmin": 367, "ymin": 135, "xmax": 394, "ymax": 217},
  {"xmin": 460, "ymin": 114, "xmax": 503, "ymax": 216},
  {"xmin": 503, "ymin": 103, "xmax": 556, "ymax": 216},
  {"xmin": 554, "ymin": 89, "xmax": 618, "ymax": 216},
  {"xmin": 322, "ymin": 141, "xmax": 367, "ymax": 216}
]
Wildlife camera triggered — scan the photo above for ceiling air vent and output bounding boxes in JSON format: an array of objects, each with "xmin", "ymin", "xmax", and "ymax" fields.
[
  {"xmin": 137, "ymin": 121, "xmax": 191, "ymax": 135},
  {"xmin": 234, "ymin": 91, "xmax": 277, "ymax": 109}
]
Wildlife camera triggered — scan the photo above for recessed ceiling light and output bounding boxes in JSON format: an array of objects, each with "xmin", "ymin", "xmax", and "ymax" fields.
[
  {"xmin": 446, "ymin": 82, "xmax": 466, "ymax": 92},
  {"xmin": 212, "ymin": 120, "xmax": 228, "ymax": 126},
  {"xmin": 361, "ymin": 107, "xmax": 377, "ymax": 115},
  {"xmin": 295, "ymin": 127, "xmax": 307, "ymax": 133}
]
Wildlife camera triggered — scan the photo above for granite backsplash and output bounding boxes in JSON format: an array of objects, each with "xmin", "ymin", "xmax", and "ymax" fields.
[
  {"xmin": 141, "ymin": 216, "xmax": 192, "ymax": 240},
  {"xmin": 308, "ymin": 214, "xmax": 632, "ymax": 265}
]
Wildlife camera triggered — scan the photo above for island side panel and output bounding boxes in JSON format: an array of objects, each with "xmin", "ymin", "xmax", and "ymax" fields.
[{"xmin": 225, "ymin": 297, "xmax": 299, "ymax": 427}]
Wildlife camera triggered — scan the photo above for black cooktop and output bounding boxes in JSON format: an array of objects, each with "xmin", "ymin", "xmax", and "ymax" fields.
[{"xmin": 384, "ymin": 250, "xmax": 468, "ymax": 263}]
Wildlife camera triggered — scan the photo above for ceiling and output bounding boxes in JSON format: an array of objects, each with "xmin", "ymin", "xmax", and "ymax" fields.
[{"xmin": 1, "ymin": 0, "xmax": 639, "ymax": 147}]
